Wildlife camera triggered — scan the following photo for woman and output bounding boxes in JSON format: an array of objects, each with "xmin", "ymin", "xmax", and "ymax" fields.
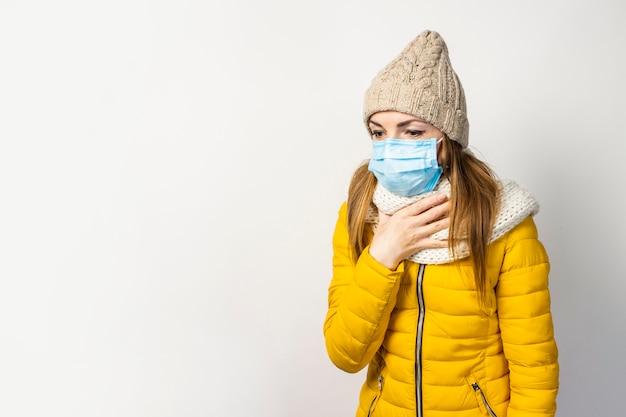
[{"xmin": 323, "ymin": 30, "xmax": 559, "ymax": 417}]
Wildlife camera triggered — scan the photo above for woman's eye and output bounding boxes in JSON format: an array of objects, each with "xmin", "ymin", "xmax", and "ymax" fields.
[
  {"xmin": 371, "ymin": 130, "xmax": 384, "ymax": 138},
  {"xmin": 407, "ymin": 130, "xmax": 424, "ymax": 137}
]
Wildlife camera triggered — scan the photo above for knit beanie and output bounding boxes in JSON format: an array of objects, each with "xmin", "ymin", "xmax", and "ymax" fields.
[{"xmin": 363, "ymin": 30, "xmax": 469, "ymax": 147}]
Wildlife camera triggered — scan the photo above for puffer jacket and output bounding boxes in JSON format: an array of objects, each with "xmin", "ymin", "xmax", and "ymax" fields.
[{"xmin": 324, "ymin": 202, "xmax": 559, "ymax": 417}]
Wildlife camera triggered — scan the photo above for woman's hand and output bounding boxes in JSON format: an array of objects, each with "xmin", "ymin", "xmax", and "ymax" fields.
[{"xmin": 369, "ymin": 193, "xmax": 450, "ymax": 270}]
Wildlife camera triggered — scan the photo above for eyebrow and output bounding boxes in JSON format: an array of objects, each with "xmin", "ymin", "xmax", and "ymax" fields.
[{"xmin": 368, "ymin": 118, "xmax": 426, "ymax": 128}]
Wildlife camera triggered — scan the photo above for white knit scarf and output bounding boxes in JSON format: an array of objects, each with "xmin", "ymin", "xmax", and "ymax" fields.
[{"xmin": 365, "ymin": 178, "xmax": 540, "ymax": 264}]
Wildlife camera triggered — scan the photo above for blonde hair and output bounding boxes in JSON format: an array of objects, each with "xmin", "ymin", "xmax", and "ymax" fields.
[{"xmin": 346, "ymin": 138, "xmax": 499, "ymax": 304}]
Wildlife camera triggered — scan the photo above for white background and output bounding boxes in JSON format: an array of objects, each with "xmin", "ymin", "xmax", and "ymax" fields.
[{"xmin": 1, "ymin": 1, "xmax": 625, "ymax": 416}]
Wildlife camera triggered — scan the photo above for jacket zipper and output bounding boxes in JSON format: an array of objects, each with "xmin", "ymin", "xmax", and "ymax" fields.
[
  {"xmin": 414, "ymin": 264, "xmax": 426, "ymax": 417},
  {"xmin": 471, "ymin": 382, "xmax": 498, "ymax": 417},
  {"xmin": 367, "ymin": 375, "xmax": 384, "ymax": 417}
]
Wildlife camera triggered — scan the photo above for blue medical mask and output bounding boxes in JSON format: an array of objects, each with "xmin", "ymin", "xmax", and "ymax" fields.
[{"xmin": 368, "ymin": 138, "xmax": 443, "ymax": 197}]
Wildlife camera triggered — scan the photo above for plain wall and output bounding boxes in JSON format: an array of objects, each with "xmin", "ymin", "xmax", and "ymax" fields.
[{"xmin": 1, "ymin": 0, "xmax": 625, "ymax": 416}]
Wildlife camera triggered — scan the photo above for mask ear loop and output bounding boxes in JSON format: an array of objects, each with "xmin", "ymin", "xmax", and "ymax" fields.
[{"xmin": 436, "ymin": 137, "xmax": 450, "ymax": 170}]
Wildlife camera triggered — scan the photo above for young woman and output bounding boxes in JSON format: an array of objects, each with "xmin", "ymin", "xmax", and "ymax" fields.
[{"xmin": 323, "ymin": 30, "xmax": 559, "ymax": 417}]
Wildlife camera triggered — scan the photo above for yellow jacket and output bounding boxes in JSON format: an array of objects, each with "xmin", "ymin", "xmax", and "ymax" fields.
[{"xmin": 324, "ymin": 202, "xmax": 559, "ymax": 417}]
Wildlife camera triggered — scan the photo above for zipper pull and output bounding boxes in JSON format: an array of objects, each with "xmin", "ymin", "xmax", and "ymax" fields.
[{"xmin": 378, "ymin": 375, "xmax": 384, "ymax": 389}]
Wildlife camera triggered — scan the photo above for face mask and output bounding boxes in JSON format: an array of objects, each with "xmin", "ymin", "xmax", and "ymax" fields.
[{"xmin": 368, "ymin": 138, "xmax": 443, "ymax": 197}]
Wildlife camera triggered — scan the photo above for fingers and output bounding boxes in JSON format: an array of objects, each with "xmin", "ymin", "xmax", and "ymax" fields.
[
  {"xmin": 418, "ymin": 237, "xmax": 448, "ymax": 249},
  {"xmin": 405, "ymin": 197, "xmax": 450, "ymax": 228},
  {"xmin": 416, "ymin": 238, "xmax": 448, "ymax": 251},
  {"xmin": 401, "ymin": 193, "xmax": 448, "ymax": 217},
  {"xmin": 381, "ymin": 194, "xmax": 449, "ymax": 235},
  {"xmin": 422, "ymin": 216, "xmax": 450, "ymax": 236},
  {"xmin": 371, "ymin": 194, "xmax": 450, "ymax": 266}
]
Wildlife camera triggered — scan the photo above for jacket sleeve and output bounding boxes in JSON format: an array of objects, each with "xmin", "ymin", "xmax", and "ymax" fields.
[
  {"xmin": 323, "ymin": 202, "xmax": 404, "ymax": 373},
  {"xmin": 496, "ymin": 216, "xmax": 559, "ymax": 417}
]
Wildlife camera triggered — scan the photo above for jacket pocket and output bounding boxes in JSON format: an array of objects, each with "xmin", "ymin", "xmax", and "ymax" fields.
[
  {"xmin": 367, "ymin": 375, "xmax": 384, "ymax": 417},
  {"xmin": 469, "ymin": 380, "xmax": 498, "ymax": 417}
]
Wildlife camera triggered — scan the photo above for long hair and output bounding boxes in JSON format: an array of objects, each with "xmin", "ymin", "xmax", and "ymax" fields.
[{"xmin": 346, "ymin": 137, "xmax": 499, "ymax": 304}]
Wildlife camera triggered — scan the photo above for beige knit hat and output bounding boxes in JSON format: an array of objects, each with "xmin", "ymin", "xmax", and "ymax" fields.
[{"xmin": 363, "ymin": 30, "xmax": 469, "ymax": 147}]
